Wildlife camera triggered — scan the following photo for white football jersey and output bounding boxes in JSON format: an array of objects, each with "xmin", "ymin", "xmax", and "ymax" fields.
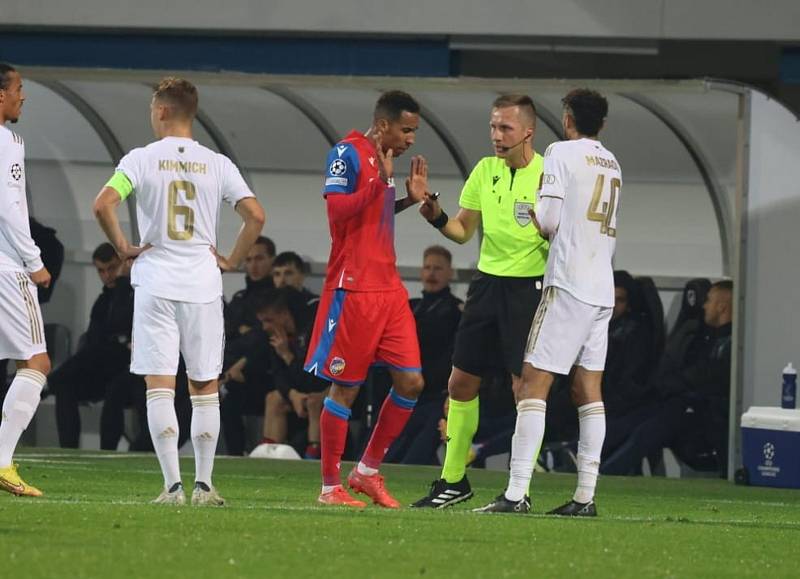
[
  {"xmin": 116, "ymin": 136, "xmax": 254, "ymax": 303},
  {"xmin": 539, "ymin": 138, "xmax": 621, "ymax": 307},
  {"xmin": 0, "ymin": 125, "xmax": 43, "ymax": 274}
]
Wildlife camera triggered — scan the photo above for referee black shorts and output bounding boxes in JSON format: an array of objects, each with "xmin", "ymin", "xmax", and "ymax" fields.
[{"xmin": 452, "ymin": 272, "xmax": 543, "ymax": 378}]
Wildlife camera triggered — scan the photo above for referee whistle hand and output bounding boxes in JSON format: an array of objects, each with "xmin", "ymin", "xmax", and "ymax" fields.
[
  {"xmin": 419, "ymin": 192, "xmax": 440, "ymax": 221},
  {"xmin": 30, "ymin": 266, "xmax": 51, "ymax": 288}
]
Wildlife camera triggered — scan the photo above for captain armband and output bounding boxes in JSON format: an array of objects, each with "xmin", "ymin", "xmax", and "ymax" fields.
[{"xmin": 105, "ymin": 171, "xmax": 134, "ymax": 201}]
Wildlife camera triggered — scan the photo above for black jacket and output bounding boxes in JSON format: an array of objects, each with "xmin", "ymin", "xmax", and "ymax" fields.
[
  {"xmin": 29, "ymin": 218, "xmax": 64, "ymax": 304},
  {"xmin": 272, "ymin": 300, "xmax": 328, "ymax": 395},
  {"xmin": 602, "ymin": 312, "xmax": 651, "ymax": 417},
  {"xmin": 84, "ymin": 276, "xmax": 134, "ymax": 356},
  {"xmin": 224, "ymin": 276, "xmax": 274, "ymax": 340},
  {"xmin": 652, "ymin": 320, "xmax": 732, "ymax": 402},
  {"xmin": 410, "ymin": 286, "xmax": 463, "ymax": 404},
  {"xmin": 243, "ymin": 293, "xmax": 327, "ymax": 396}
]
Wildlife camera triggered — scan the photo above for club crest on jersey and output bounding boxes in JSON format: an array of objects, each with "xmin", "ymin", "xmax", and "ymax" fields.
[
  {"xmin": 9, "ymin": 163, "xmax": 22, "ymax": 182},
  {"xmin": 329, "ymin": 357, "xmax": 346, "ymax": 376},
  {"xmin": 329, "ymin": 159, "xmax": 347, "ymax": 177},
  {"xmin": 514, "ymin": 201, "xmax": 534, "ymax": 227}
]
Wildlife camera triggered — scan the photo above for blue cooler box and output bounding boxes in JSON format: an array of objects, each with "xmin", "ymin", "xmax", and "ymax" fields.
[{"xmin": 741, "ymin": 407, "xmax": 800, "ymax": 489}]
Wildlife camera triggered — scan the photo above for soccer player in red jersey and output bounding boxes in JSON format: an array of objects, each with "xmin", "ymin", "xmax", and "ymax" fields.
[{"xmin": 305, "ymin": 91, "xmax": 428, "ymax": 508}]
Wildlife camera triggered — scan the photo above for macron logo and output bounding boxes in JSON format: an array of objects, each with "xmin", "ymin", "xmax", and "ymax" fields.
[
  {"xmin": 328, "ymin": 319, "xmax": 337, "ymax": 332},
  {"xmin": 337, "ymin": 146, "xmax": 347, "ymax": 158}
]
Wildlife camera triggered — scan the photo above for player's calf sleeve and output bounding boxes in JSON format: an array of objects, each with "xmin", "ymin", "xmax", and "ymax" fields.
[
  {"xmin": 505, "ymin": 398, "xmax": 547, "ymax": 502},
  {"xmin": 320, "ymin": 398, "xmax": 350, "ymax": 488},
  {"xmin": 440, "ymin": 396, "xmax": 479, "ymax": 484},
  {"xmin": 0, "ymin": 369, "xmax": 45, "ymax": 467},
  {"xmin": 147, "ymin": 389, "xmax": 181, "ymax": 488},
  {"xmin": 191, "ymin": 393, "xmax": 220, "ymax": 486},
  {"xmin": 574, "ymin": 402, "xmax": 606, "ymax": 504},
  {"xmin": 359, "ymin": 388, "xmax": 416, "ymax": 472}
]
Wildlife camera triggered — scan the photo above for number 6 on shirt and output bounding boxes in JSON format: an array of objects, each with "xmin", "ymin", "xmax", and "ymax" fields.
[{"xmin": 167, "ymin": 179, "xmax": 196, "ymax": 240}]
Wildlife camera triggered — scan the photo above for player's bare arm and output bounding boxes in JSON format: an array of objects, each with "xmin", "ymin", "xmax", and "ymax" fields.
[
  {"xmin": 28, "ymin": 266, "xmax": 51, "ymax": 288},
  {"xmin": 215, "ymin": 197, "xmax": 265, "ymax": 273},
  {"xmin": 93, "ymin": 186, "xmax": 151, "ymax": 260},
  {"xmin": 420, "ymin": 195, "xmax": 480, "ymax": 244}
]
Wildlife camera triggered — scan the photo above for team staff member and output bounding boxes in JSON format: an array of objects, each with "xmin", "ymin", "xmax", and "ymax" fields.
[{"xmin": 412, "ymin": 94, "xmax": 548, "ymax": 508}]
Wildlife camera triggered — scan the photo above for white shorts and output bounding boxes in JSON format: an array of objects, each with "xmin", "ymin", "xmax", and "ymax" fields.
[
  {"xmin": 0, "ymin": 271, "xmax": 47, "ymax": 361},
  {"xmin": 131, "ymin": 289, "xmax": 224, "ymax": 381},
  {"xmin": 524, "ymin": 286, "xmax": 613, "ymax": 375}
]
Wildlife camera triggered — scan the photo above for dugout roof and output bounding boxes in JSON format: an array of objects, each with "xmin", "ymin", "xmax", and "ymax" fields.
[{"xmin": 18, "ymin": 71, "xmax": 740, "ymax": 285}]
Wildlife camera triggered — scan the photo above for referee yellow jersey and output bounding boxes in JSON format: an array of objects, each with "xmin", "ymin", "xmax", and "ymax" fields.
[{"xmin": 459, "ymin": 155, "xmax": 548, "ymax": 277}]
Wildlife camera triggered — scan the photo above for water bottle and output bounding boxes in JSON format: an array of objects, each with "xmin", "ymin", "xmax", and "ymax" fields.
[{"xmin": 782, "ymin": 363, "xmax": 797, "ymax": 409}]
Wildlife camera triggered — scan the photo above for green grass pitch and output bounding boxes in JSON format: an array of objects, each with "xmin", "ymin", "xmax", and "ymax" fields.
[{"xmin": 1, "ymin": 449, "xmax": 798, "ymax": 578}]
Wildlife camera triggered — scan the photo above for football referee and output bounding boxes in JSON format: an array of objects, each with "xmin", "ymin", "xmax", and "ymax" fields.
[{"xmin": 412, "ymin": 94, "xmax": 548, "ymax": 508}]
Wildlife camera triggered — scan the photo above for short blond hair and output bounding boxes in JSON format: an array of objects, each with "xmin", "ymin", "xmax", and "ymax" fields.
[
  {"xmin": 153, "ymin": 77, "xmax": 198, "ymax": 119},
  {"xmin": 492, "ymin": 94, "xmax": 537, "ymax": 128}
]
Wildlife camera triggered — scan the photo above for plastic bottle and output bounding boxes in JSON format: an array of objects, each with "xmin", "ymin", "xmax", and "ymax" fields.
[{"xmin": 782, "ymin": 363, "xmax": 797, "ymax": 409}]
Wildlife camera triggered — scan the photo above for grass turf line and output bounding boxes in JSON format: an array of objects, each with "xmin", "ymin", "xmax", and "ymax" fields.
[{"xmin": 1, "ymin": 449, "xmax": 798, "ymax": 578}]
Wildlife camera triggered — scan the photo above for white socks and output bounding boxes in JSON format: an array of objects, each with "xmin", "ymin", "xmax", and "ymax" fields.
[
  {"xmin": 574, "ymin": 402, "xmax": 606, "ymax": 504},
  {"xmin": 505, "ymin": 399, "xmax": 547, "ymax": 502},
  {"xmin": 147, "ymin": 389, "xmax": 221, "ymax": 490},
  {"xmin": 147, "ymin": 389, "xmax": 181, "ymax": 489},
  {"xmin": 0, "ymin": 369, "xmax": 46, "ymax": 467},
  {"xmin": 190, "ymin": 393, "xmax": 220, "ymax": 487}
]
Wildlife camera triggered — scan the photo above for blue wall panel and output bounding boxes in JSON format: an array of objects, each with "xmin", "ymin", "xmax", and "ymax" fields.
[{"xmin": 0, "ymin": 31, "xmax": 453, "ymax": 77}]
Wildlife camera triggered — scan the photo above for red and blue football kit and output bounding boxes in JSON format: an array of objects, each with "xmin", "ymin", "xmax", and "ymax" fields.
[{"xmin": 304, "ymin": 131, "xmax": 421, "ymax": 386}]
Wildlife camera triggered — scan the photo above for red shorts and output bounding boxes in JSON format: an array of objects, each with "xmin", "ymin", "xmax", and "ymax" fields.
[{"xmin": 304, "ymin": 287, "xmax": 421, "ymax": 386}]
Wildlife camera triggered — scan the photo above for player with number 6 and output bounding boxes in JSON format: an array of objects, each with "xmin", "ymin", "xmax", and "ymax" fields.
[{"xmin": 93, "ymin": 77, "xmax": 265, "ymax": 506}]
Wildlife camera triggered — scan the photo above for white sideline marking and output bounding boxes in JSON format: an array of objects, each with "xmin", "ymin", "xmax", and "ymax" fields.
[
  {"xmin": 15, "ymin": 453, "xmax": 141, "ymax": 460},
  {"xmin": 16, "ymin": 452, "xmax": 243, "ymax": 460},
  {"xmin": 18, "ymin": 462, "xmax": 297, "ymax": 482},
  {"xmin": 16, "ymin": 459, "xmax": 94, "ymax": 465}
]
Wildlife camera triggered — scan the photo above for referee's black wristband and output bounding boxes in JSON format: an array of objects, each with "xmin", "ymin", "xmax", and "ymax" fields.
[{"xmin": 428, "ymin": 210, "xmax": 449, "ymax": 229}]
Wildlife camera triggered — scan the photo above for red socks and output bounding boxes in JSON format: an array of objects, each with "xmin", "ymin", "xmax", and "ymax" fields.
[
  {"xmin": 360, "ymin": 389, "xmax": 416, "ymax": 470},
  {"xmin": 320, "ymin": 398, "xmax": 351, "ymax": 486}
]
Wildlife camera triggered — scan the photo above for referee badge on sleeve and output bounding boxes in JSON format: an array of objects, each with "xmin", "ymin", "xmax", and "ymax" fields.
[{"xmin": 514, "ymin": 201, "xmax": 533, "ymax": 227}]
